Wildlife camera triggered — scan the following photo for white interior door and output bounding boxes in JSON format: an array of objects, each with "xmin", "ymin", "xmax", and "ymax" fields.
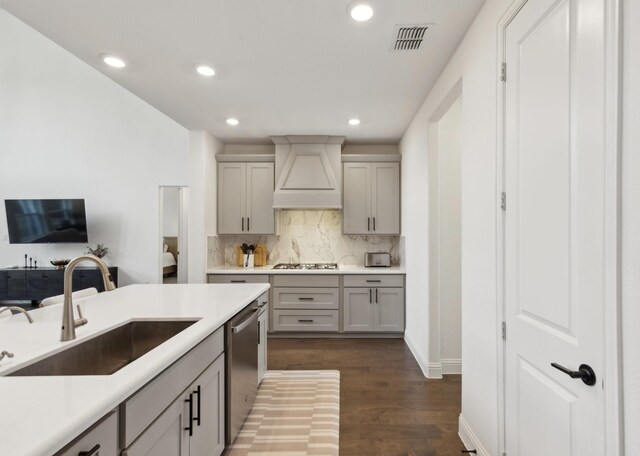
[{"xmin": 504, "ymin": 0, "xmax": 608, "ymax": 454}]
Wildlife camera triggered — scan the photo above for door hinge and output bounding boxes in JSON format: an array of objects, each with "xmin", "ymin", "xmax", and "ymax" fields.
[
  {"xmin": 500, "ymin": 192, "xmax": 507, "ymax": 211},
  {"xmin": 502, "ymin": 321, "xmax": 507, "ymax": 341},
  {"xmin": 500, "ymin": 62, "xmax": 507, "ymax": 82}
]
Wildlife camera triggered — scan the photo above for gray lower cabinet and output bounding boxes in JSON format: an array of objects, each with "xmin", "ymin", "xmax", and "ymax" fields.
[
  {"xmin": 185, "ymin": 355, "xmax": 226, "ymax": 456},
  {"xmin": 272, "ymin": 275, "xmax": 340, "ymax": 332},
  {"xmin": 374, "ymin": 288, "xmax": 405, "ymax": 332},
  {"xmin": 343, "ymin": 287, "xmax": 404, "ymax": 332},
  {"xmin": 343, "ymin": 275, "xmax": 405, "ymax": 333},
  {"xmin": 343, "ymin": 288, "xmax": 375, "ymax": 332},
  {"xmin": 121, "ymin": 332, "xmax": 225, "ymax": 456},
  {"xmin": 122, "ymin": 391, "xmax": 190, "ymax": 456},
  {"xmin": 258, "ymin": 304, "xmax": 268, "ymax": 383},
  {"xmin": 57, "ymin": 412, "xmax": 119, "ymax": 456}
]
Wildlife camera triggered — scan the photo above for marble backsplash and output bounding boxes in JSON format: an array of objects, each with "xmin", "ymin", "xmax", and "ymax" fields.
[{"xmin": 207, "ymin": 210, "xmax": 401, "ymax": 267}]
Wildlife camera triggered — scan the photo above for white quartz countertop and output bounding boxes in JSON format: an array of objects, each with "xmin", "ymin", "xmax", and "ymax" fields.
[
  {"xmin": 206, "ymin": 265, "xmax": 406, "ymax": 274},
  {"xmin": 0, "ymin": 283, "xmax": 269, "ymax": 456}
]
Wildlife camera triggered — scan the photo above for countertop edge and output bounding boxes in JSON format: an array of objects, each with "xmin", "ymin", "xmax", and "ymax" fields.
[{"xmin": 206, "ymin": 266, "xmax": 406, "ymax": 275}]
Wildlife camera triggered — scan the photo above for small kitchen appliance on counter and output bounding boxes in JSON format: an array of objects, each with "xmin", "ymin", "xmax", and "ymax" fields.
[{"xmin": 365, "ymin": 252, "xmax": 391, "ymax": 267}]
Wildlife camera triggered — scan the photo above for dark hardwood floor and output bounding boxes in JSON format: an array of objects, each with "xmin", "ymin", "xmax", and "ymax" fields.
[{"xmin": 268, "ymin": 338, "xmax": 464, "ymax": 456}]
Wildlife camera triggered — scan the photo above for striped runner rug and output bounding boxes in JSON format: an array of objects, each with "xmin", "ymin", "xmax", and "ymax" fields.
[{"xmin": 226, "ymin": 370, "xmax": 340, "ymax": 456}]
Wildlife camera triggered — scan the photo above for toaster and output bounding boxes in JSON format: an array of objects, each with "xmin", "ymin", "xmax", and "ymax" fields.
[{"xmin": 365, "ymin": 252, "xmax": 391, "ymax": 267}]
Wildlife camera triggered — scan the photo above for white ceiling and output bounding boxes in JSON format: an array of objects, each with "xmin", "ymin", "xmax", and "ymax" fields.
[{"xmin": 0, "ymin": 0, "xmax": 484, "ymax": 144}]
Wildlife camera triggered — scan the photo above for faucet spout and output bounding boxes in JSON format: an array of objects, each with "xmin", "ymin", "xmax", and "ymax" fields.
[
  {"xmin": 0, "ymin": 306, "xmax": 34, "ymax": 323},
  {"xmin": 61, "ymin": 255, "xmax": 116, "ymax": 342}
]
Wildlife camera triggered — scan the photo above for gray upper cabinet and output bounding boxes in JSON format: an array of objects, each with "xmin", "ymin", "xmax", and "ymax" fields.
[
  {"xmin": 218, "ymin": 163, "xmax": 246, "ymax": 234},
  {"xmin": 343, "ymin": 162, "xmax": 400, "ymax": 235},
  {"xmin": 371, "ymin": 163, "xmax": 400, "ymax": 234},
  {"xmin": 343, "ymin": 163, "xmax": 371, "ymax": 234},
  {"xmin": 218, "ymin": 162, "xmax": 274, "ymax": 235}
]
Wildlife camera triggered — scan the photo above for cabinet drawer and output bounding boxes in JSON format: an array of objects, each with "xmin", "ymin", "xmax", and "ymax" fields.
[
  {"xmin": 273, "ymin": 287, "xmax": 339, "ymax": 310},
  {"xmin": 343, "ymin": 274, "xmax": 404, "ymax": 288},
  {"xmin": 120, "ymin": 327, "xmax": 224, "ymax": 448},
  {"xmin": 57, "ymin": 411, "xmax": 118, "ymax": 456},
  {"xmin": 272, "ymin": 275, "xmax": 339, "ymax": 288},
  {"xmin": 273, "ymin": 310, "xmax": 339, "ymax": 332},
  {"xmin": 208, "ymin": 274, "xmax": 269, "ymax": 284}
]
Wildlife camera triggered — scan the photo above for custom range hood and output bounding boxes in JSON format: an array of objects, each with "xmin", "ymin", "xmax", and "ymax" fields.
[{"xmin": 271, "ymin": 135, "xmax": 345, "ymax": 209}]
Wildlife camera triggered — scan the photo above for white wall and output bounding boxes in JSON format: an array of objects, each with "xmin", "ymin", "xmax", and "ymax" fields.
[
  {"xmin": 402, "ymin": 0, "xmax": 637, "ymax": 453},
  {"xmin": 162, "ymin": 187, "xmax": 180, "ymax": 237},
  {"xmin": 437, "ymin": 98, "xmax": 462, "ymax": 369},
  {"xmin": 622, "ymin": 0, "xmax": 640, "ymax": 452},
  {"xmin": 401, "ymin": 0, "xmax": 509, "ymax": 449},
  {"xmin": 188, "ymin": 130, "xmax": 224, "ymax": 283},
  {"xmin": 0, "ymin": 9, "xmax": 189, "ymax": 286}
]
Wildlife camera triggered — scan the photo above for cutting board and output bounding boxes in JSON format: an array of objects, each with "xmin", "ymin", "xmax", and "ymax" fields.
[{"xmin": 235, "ymin": 244, "xmax": 268, "ymax": 267}]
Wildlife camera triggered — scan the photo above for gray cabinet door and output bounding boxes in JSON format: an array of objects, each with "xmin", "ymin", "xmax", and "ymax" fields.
[
  {"xmin": 371, "ymin": 162, "xmax": 400, "ymax": 234},
  {"xmin": 122, "ymin": 391, "xmax": 190, "ymax": 456},
  {"xmin": 218, "ymin": 163, "xmax": 246, "ymax": 234},
  {"xmin": 374, "ymin": 287, "xmax": 404, "ymax": 332},
  {"xmin": 188, "ymin": 355, "xmax": 225, "ymax": 456},
  {"xmin": 343, "ymin": 288, "xmax": 375, "ymax": 332},
  {"xmin": 343, "ymin": 163, "xmax": 371, "ymax": 234},
  {"xmin": 246, "ymin": 162, "xmax": 275, "ymax": 234},
  {"xmin": 258, "ymin": 308, "xmax": 268, "ymax": 383}
]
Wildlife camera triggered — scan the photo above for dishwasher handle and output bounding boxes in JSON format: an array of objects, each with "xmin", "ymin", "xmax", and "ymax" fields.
[{"xmin": 231, "ymin": 308, "xmax": 259, "ymax": 333}]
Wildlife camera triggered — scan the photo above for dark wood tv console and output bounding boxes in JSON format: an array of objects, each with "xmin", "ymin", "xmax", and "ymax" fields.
[{"xmin": 0, "ymin": 266, "xmax": 118, "ymax": 303}]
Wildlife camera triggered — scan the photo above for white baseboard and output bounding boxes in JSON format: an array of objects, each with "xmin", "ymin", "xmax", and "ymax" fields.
[
  {"xmin": 427, "ymin": 362, "xmax": 443, "ymax": 378},
  {"xmin": 442, "ymin": 358, "xmax": 462, "ymax": 375},
  {"xmin": 404, "ymin": 336, "xmax": 462, "ymax": 378},
  {"xmin": 458, "ymin": 414, "xmax": 490, "ymax": 456},
  {"xmin": 403, "ymin": 335, "xmax": 430, "ymax": 378}
]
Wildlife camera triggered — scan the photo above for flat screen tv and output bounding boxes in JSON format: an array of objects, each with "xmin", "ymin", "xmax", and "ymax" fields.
[{"xmin": 4, "ymin": 199, "xmax": 88, "ymax": 244}]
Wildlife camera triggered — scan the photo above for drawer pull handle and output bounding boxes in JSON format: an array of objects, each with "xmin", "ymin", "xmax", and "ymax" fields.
[
  {"xmin": 298, "ymin": 319, "xmax": 314, "ymax": 323},
  {"xmin": 230, "ymin": 280, "xmax": 246, "ymax": 283},
  {"xmin": 366, "ymin": 280, "xmax": 382, "ymax": 283},
  {"xmin": 193, "ymin": 385, "xmax": 201, "ymax": 426},
  {"xmin": 79, "ymin": 444, "xmax": 100, "ymax": 456},
  {"xmin": 298, "ymin": 297, "xmax": 315, "ymax": 301},
  {"xmin": 185, "ymin": 393, "xmax": 194, "ymax": 436}
]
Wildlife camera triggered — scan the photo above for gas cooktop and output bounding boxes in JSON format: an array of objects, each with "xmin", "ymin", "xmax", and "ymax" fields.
[{"xmin": 272, "ymin": 263, "xmax": 338, "ymax": 270}]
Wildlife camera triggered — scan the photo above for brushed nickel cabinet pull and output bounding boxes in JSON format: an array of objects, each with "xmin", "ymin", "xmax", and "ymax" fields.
[
  {"xmin": 298, "ymin": 297, "xmax": 315, "ymax": 301},
  {"xmin": 298, "ymin": 319, "xmax": 314, "ymax": 323}
]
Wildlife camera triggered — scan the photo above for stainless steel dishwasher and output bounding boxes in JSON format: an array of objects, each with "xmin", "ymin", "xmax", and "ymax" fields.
[{"xmin": 225, "ymin": 300, "xmax": 259, "ymax": 445}]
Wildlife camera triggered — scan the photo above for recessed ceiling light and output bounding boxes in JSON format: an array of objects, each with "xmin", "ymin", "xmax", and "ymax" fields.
[
  {"xmin": 226, "ymin": 118, "xmax": 240, "ymax": 126},
  {"xmin": 349, "ymin": 3, "xmax": 374, "ymax": 22},
  {"xmin": 101, "ymin": 55, "xmax": 126, "ymax": 68},
  {"xmin": 348, "ymin": 118, "xmax": 361, "ymax": 126},
  {"xmin": 196, "ymin": 65, "xmax": 215, "ymax": 77}
]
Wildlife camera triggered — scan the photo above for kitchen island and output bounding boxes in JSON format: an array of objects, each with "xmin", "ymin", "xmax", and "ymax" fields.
[{"xmin": 0, "ymin": 283, "xmax": 268, "ymax": 456}]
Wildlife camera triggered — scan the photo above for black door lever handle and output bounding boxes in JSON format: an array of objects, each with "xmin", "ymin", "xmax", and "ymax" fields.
[{"xmin": 551, "ymin": 362, "xmax": 597, "ymax": 386}]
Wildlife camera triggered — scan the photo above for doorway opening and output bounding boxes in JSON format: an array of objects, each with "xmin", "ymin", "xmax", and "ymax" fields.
[
  {"xmin": 428, "ymin": 83, "xmax": 462, "ymax": 378},
  {"xmin": 159, "ymin": 186, "xmax": 188, "ymax": 284}
]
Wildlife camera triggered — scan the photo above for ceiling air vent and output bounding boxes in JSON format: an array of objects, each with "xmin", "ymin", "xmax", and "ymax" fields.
[{"xmin": 390, "ymin": 24, "xmax": 432, "ymax": 51}]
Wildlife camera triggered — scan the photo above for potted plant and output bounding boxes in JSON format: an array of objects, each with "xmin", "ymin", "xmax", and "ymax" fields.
[{"xmin": 86, "ymin": 243, "xmax": 109, "ymax": 259}]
